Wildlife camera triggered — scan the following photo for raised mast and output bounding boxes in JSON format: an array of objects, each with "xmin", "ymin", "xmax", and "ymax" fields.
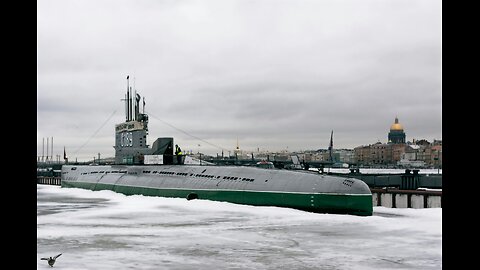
[
  {"xmin": 135, "ymin": 93, "xmax": 140, "ymax": 121},
  {"xmin": 125, "ymin": 76, "xmax": 129, "ymax": 122},
  {"xmin": 129, "ymin": 85, "xmax": 133, "ymax": 121},
  {"xmin": 126, "ymin": 75, "xmax": 130, "ymax": 121},
  {"xmin": 130, "ymin": 86, "xmax": 134, "ymax": 121},
  {"xmin": 133, "ymin": 77, "xmax": 137, "ymax": 121},
  {"xmin": 124, "ymin": 92, "xmax": 128, "ymax": 122}
]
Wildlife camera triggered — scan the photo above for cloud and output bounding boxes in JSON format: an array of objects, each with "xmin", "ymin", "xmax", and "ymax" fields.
[{"xmin": 37, "ymin": 0, "xmax": 441, "ymax": 159}]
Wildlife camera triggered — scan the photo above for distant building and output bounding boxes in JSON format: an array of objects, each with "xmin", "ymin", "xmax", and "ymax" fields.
[
  {"xmin": 430, "ymin": 143, "xmax": 442, "ymax": 168},
  {"xmin": 398, "ymin": 145, "xmax": 425, "ymax": 168},
  {"xmin": 353, "ymin": 142, "xmax": 406, "ymax": 166},
  {"xmin": 208, "ymin": 115, "xmax": 442, "ymax": 169},
  {"xmin": 336, "ymin": 149, "xmax": 354, "ymax": 164},
  {"xmin": 388, "ymin": 117, "xmax": 406, "ymax": 144},
  {"xmin": 354, "ymin": 116, "xmax": 409, "ymax": 166},
  {"xmin": 353, "ymin": 144, "xmax": 371, "ymax": 165}
]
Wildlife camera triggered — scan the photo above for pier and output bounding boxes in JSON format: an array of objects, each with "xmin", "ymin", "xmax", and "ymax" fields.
[
  {"xmin": 371, "ymin": 188, "xmax": 441, "ymax": 208},
  {"xmin": 37, "ymin": 176, "xmax": 61, "ymax": 186}
]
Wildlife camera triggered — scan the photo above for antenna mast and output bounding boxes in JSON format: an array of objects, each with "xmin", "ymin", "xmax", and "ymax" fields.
[
  {"xmin": 134, "ymin": 76, "xmax": 136, "ymax": 121},
  {"xmin": 126, "ymin": 75, "xmax": 130, "ymax": 121}
]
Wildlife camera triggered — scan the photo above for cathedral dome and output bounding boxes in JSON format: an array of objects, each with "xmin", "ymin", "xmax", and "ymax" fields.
[{"xmin": 390, "ymin": 117, "xmax": 404, "ymax": 131}]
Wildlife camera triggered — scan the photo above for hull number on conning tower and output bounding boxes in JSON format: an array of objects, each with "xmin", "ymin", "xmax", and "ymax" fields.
[{"xmin": 120, "ymin": 132, "xmax": 133, "ymax": 147}]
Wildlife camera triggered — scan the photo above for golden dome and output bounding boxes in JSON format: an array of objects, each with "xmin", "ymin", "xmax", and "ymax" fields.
[
  {"xmin": 390, "ymin": 123, "xmax": 404, "ymax": 131},
  {"xmin": 390, "ymin": 117, "xmax": 404, "ymax": 131}
]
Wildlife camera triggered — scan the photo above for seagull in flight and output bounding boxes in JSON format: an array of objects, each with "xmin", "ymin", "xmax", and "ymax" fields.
[{"xmin": 41, "ymin": 253, "xmax": 62, "ymax": 267}]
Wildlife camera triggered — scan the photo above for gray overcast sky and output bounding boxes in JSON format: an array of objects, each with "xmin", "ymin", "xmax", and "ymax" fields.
[{"xmin": 37, "ymin": 0, "xmax": 442, "ymax": 161}]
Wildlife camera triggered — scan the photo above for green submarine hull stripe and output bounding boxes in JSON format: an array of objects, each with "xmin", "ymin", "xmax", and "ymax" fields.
[{"xmin": 62, "ymin": 180, "xmax": 373, "ymax": 216}]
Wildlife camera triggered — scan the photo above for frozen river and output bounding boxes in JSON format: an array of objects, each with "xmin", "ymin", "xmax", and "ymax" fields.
[{"xmin": 37, "ymin": 185, "xmax": 441, "ymax": 269}]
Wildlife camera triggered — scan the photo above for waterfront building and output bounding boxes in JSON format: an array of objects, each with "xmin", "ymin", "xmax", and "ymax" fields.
[
  {"xmin": 336, "ymin": 149, "xmax": 355, "ymax": 164},
  {"xmin": 353, "ymin": 144, "xmax": 373, "ymax": 165},
  {"xmin": 354, "ymin": 116, "xmax": 409, "ymax": 166}
]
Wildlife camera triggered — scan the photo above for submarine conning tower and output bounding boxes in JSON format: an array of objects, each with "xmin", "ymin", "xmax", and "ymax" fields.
[{"xmin": 114, "ymin": 75, "xmax": 176, "ymax": 165}]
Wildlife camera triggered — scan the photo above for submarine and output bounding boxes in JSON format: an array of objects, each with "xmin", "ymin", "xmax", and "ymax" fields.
[{"xmin": 61, "ymin": 76, "xmax": 373, "ymax": 216}]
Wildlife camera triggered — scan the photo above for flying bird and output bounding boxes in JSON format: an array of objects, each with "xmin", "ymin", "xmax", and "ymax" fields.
[{"xmin": 41, "ymin": 253, "xmax": 62, "ymax": 267}]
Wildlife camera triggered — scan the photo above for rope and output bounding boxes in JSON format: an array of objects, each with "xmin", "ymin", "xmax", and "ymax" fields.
[
  {"xmin": 73, "ymin": 110, "xmax": 117, "ymax": 155},
  {"xmin": 146, "ymin": 110, "xmax": 227, "ymax": 152}
]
